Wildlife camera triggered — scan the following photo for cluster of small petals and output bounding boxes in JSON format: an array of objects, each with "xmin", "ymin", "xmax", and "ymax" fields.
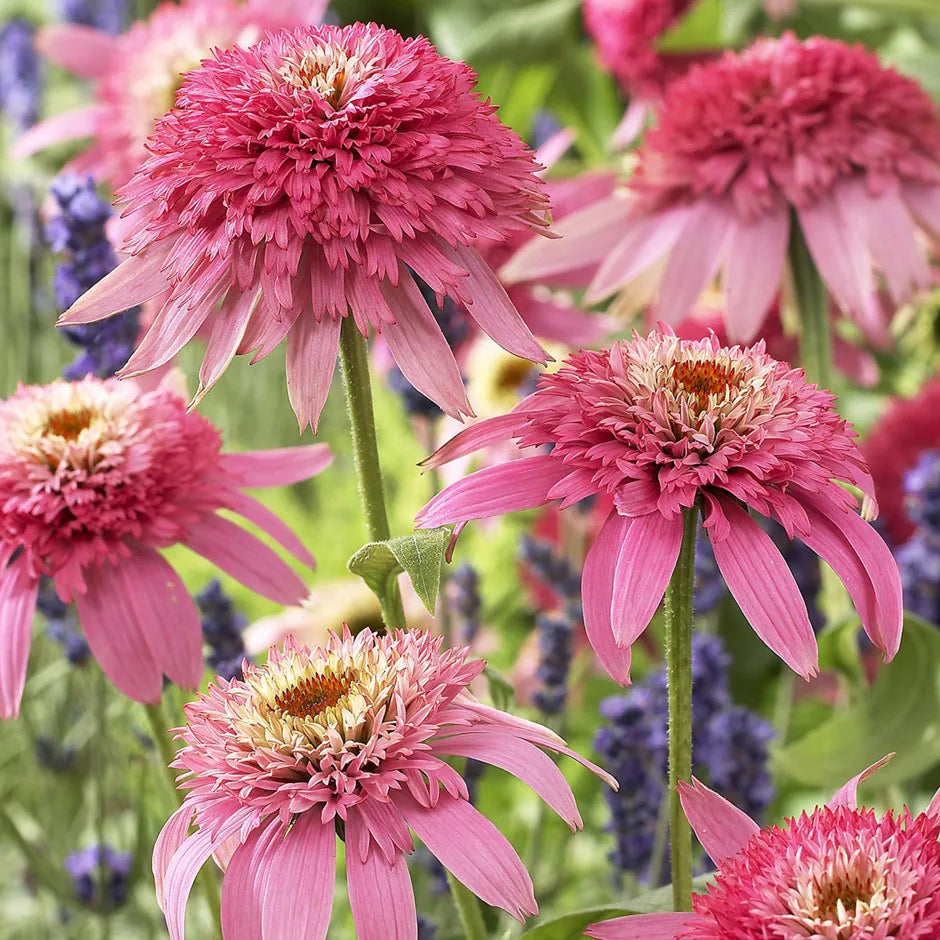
[
  {"xmin": 175, "ymin": 630, "xmax": 484, "ymax": 821},
  {"xmin": 0, "ymin": 376, "xmax": 224, "ymax": 595},
  {"xmin": 582, "ymin": 0, "xmax": 700, "ymax": 98},
  {"xmin": 683, "ymin": 807, "xmax": 940, "ymax": 938},
  {"xmin": 511, "ymin": 331, "xmax": 866, "ymax": 526},
  {"xmin": 633, "ymin": 33, "xmax": 940, "ymax": 216}
]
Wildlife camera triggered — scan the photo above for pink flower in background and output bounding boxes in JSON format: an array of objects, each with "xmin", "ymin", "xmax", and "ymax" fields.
[
  {"xmin": 0, "ymin": 375, "xmax": 330, "ymax": 716},
  {"xmin": 587, "ymin": 756, "xmax": 940, "ymax": 939},
  {"xmin": 417, "ymin": 330, "xmax": 901, "ymax": 683},
  {"xmin": 863, "ymin": 378, "xmax": 940, "ymax": 546},
  {"xmin": 59, "ymin": 23, "xmax": 553, "ymax": 431},
  {"xmin": 504, "ymin": 34, "xmax": 940, "ymax": 343},
  {"xmin": 15, "ymin": 0, "xmax": 327, "ymax": 188},
  {"xmin": 154, "ymin": 629, "xmax": 613, "ymax": 939}
]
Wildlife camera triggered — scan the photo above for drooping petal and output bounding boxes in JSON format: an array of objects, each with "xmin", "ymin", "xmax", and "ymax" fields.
[
  {"xmin": 582, "ymin": 512, "xmax": 633, "ymax": 684},
  {"xmin": 220, "ymin": 823, "xmax": 270, "ymax": 940},
  {"xmin": 677, "ymin": 778, "xmax": 760, "ymax": 864},
  {"xmin": 723, "ymin": 208, "xmax": 789, "ymax": 342},
  {"xmin": 585, "ymin": 912, "xmax": 692, "ymax": 939},
  {"xmin": 219, "ymin": 444, "xmax": 332, "ymax": 488},
  {"xmin": 258, "ymin": 812, "xmax": 335, "ymax": 940},
  {"xmin": 397, "ymin": 791, "xmax": 537, "ymax": 921},
  {"xmin": 434, "ymin": 731, "xmax": 582, "ymax": 830},
  {"xmin": 419, "ymin": 413, "xmax": 528, "ymax": 470},
  {"xmin": 286, "ymin": 311, "xmax": 341, "ymax": 433},
  {"xmin": 709, "ymin": 497, "xmax": 818, "ymax": 680},
  {"xmin": 12, "ymin": 105, "xmax": 106, "ymax": 159},
  {"xmin": 380, "ymin": 272, "xmax": 472, "ymax": 419},
  {"xmin": 346, "ymin": 809, "xmax": 417, "ymax": 940},
  {"xmin": 184, "ymin": 514, "xmax": 308, "ymax": 606},
  {"xmin": 610, "ymin": 510, "xmax": 683, "ymax": 648},
  {"xmin": 36, "ymin": 24, "xmax": 117, "ymax": 78},
  {"xmin": 225, "ymin": 491, "xmax": 315, "ymax": 567},
  {"xmin": 446, "ymin": 243, "xmax": 549, "ymax": 363},
  {"xmin": 57, "ymin": 240, "xmax": 174, "ymax": 325},
  {"xmin": 656, "ymin": 199, "xmax": 733, "ymax": 324},
  {"xmin": 414, "ymin": 455, "xmax": 566, "ymax": 529},
  {"xmin": 153, "ymin": 804, "xmax": 195, "ymax": 912},
  {"xmin": 827, "ymin": 754, "xmax": 894, "ymax": 810},
  {"xmin": 0, "ymin": 559, "xmax": 38, "ymax": 719}
]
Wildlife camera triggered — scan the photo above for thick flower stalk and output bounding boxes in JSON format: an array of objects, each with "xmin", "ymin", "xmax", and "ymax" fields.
[
  {"xmin": 0, "ymin": 375, "xmax": 331, "ymax": 716},
  {"xmin": 587, "ymin": 756, "xmax": 940, "ymax": 938},
  {"xmin": 153, "ymin": 629, "xmax": 613, "ymax": 940},
  {"xmin": 57, "ymin": 22, "xmax": 552, "ymax": 430},
  {"xmin": 416, "ymin": 330, "xmax": 901, "ymax": 683},
  {"xmin": 16, "ymin": 0, "xmax": 327, "ymax": 188},
  {"xmin": 503, "ymin": 34, "xmax": 940, "ymax": 344}
]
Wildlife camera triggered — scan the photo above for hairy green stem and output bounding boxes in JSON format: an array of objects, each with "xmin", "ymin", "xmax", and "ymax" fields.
[
  {"xmin": 664, "ymin": 506, "xmax": 698, "ymax": 912},
  {"xmin": 338, "ymin": 317, "xmax": 406, "ymax": 630},
  {"xmin": 446, "ymin": 870, "xmax": 489, "ymax": 940},
  {"xmin": 789, "ymin": 215, "xmax": 832, "ymax": 389}
]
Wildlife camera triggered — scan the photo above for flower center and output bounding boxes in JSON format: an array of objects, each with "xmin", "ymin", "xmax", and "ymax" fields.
[
  {"xmin": 273, "ymin": 670, "xmax": 355, "ymax": 721},
  {"xmin": 813, "ymin": 873, "xmax": 877, "ymax": 922},
  {"xmin": 280, "ymin": 46, "xmax": 360, "ymax": 107},
  {"xmin": 670, "ymin": 359, "xmax": 740, "ymax": 411},
  {"xmin": 43, "ymin": 405, "xmax": 97, "ymax": 441}
]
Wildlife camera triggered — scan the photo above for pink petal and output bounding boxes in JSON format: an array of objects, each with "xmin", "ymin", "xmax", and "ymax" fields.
[
  {"xmin": 586, "ymin": 205, "xmax": 691, "ymax": 304},
  {"xmin": 11, "ymin": 104, "xmax": 105, "ymax": 159},
  {"xmin": 585, "ymin": 912, "xmax": 691, "ymax": 939},
  {"xmin": 903, "ymin": 181, "xmax": 940, "ymax": 241},
  {"xmin": 380, "ymin": 272, "xmax": 472, "ymax": 419},
  {"xmin": 184, "ymin": 514, "xmax": 308, "ymax": 606},
  {"xmin": 286, "ymin": 312, "xmax": 341, "ymax": 433},
  {"xmin": 709, "ymin": 497, "xmax": 818, "ymax": 680},
  {"xmin": 723, "ymin": 208, "xmax": 789, "ymax": 342},
  {"xmin": 611, "ymin": 511, "xmax": 683, "ymax": 649},
  {"xmin": 153, "ymin": 804, "xmax": 195, "ymax": 912},
  {"xmin": 533, "ymin": 127, "xmax": 575, "ymax": 170},
  {"xmin": 835, "ymin": 178, "xmax": 929, "ymax": 305},
  {"xmin": 582, "ymin": 512, "xmax": 633, "ymax": 684},
  {"xmin": 57, "ymin": 240, "xmax": 173, "ymax": 325},
  {"xmin": 677, "ymin": 777, "xmax": 759, "ymax": 864},
  {"xmin": 346, "ymin": 810, "xmax": 417, "ymax": 940},
  {"xmin": 656, "ymin": 199, "xmax": 733, "ymax": 325},
  {"xmin": 220, "ymin": 444, "xmax": 332, "ymax": 488},
  {"xmin": 220, "ymin": 823, "xmax": 269, "ymax": 940},
  {"xmin": 258, "ymin": 812, "xmax": 335, "ymax": 940},
  {"xmin": 37, "ymin": 24, "xmax": 117, "ymax": 78},
  {"xmin": 827, "ymin": 754, "xmax": 894, "ymax": 810},
  {"xmin": 225, "ymin": 491, "xmax": 316, "ymax": 567},
  {"xmin": 419, "ymin": 413, "xmax": 527, "ymax": 470},
  {"xmin": 796, "ymin": 491, "xmax": 902, "ymax": 661},
  {"xmin": 434, "ymin": 731, "xmax": 582, "ymax": 830},
  {"xmin": 501, "ymin": 196, "xmax": 633, "ymax": 285},
  {"xmin": 512, "ymin": 289, "xmax": 609, "ymax": 345},
  {"xmin": 415, "ymin": 455, "xmax": 565, "ymax": 527},
  {"xmin": 193, "ymin": 289, "xmax": 260, "ymax": 408},
  {"xmin": 0, "ymin": 559, "xmax": 38, "ymax": 719},
  {"xmin": 351, "ymin": 801, "xmax": 414, "ymax": 865},
  {"xmin": 446, "ymin": 243, "xmax": 549, "ymax": 363},
  {"xmin": 926, "ymin": 788, "xmax": 940, "ymax": 819},
  {"xmin": 396, "ymin": 791, "xmax": 537, "ymax": 921}
]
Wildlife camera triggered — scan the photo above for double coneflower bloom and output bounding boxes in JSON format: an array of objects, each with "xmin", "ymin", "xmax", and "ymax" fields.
[
  {"xmin": 417, "ymin": 330, "xmax": 901, "ymax": 682},
  {"xmin": 0, "ymin": 375, "xmax": 329, "ymax": 715},
  {"xmin": 504, "ymin": 34, "xmax": 940, "ymax": 343},
  {"xmin": 155, "ymin": 629, "xmax": 612, "ymax": 939},
  {"xmin": 58, "ymin": 23, "xmax": 552, "ymax": 429}
]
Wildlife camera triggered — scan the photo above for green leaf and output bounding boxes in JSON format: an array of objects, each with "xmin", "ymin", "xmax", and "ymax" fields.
[
  {"xmin": 483, "ymin": 665, "xmax": 515, "ymax": 712},
  {"xmin": 774, "ymin": 614, "xmax": 940, "ymax": 789},
  {"xmin": 518, "ymin": 906, "xmax": 632, "ymax": 940},
  {"xmin": 657, "ymin": 0, "xmax": 726, "ymax": 52},
  {"xmin": 347, "ymin": 528, "xmax": 451, "ymax": 615}
]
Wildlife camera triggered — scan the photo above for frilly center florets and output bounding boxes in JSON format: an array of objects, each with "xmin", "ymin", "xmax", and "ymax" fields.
[{"xmin": 278, "ymin": 37, "xmax": 382, "ymax": 108}]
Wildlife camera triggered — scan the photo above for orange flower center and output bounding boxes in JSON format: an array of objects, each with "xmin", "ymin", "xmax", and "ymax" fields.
[
  {"xmin": 43, "ymin": 405, "xmax": 96, "ymax": 441},
  {"xmin": 813, "ymin": 872, "xmax": 876, "ymax": 920},
  {"xmin": 274, "ymin": 671, "xmax": 355, "ymax": 720},
  {"xmin": 671, "ymin": 359, "xmax": 740, "ymax": 411}
]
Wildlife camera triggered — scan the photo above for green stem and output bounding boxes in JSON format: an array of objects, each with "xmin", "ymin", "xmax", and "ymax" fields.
[
  {"xmin": 144, "ymin": 702, "xmax": 221, "ymax": 938},
  {"xmin": 664, "ymin": 506, "xmax": 698, "ymax": 913},
  {"xmin": 338, "ymin": 317, "xmax": 406, "ymax": 631},
  {"xmin": 446, "ymin": 871, "xmax": 489, "ymax": 940},
  {"xmin": 788, "ymin": 215, "xmax": 832, "ymax": 389},
  {"xmin": 95, "ymin": 670, "xmax": 112, "ymax": 940}
]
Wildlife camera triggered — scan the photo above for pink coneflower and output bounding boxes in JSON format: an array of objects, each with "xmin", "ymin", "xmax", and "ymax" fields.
[
  {"xmin": 154, "ymin": 629, "xmax": 613, "ymax": 939},
  {"xmin": 504, "ymin": 34, "xmax": 940, "ymax": 343},
  {"xmin": 586, "ymin": 757, "xmax": 940, "ymax": 939},
  {"xmin": 15, "ymin": 0, "xmax": 327, "ymax": 188},
  {"xmin": 416, "ymin": 330, "xmax": 901, "ymax": 683},
  {"xmin": 863, "ymin": 378, "xmax": 940, "ymax": 546},
  {"xmin": 0, "ymin": 375, "xmax": 330, "ymax": 716},
  {"xmin": 57, "ymin": 23, "xmax": 552, "ymax": 430}
]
